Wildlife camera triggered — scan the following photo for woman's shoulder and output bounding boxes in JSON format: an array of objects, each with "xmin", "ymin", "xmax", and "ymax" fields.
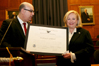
[{"xmin": 77, "ymin": 27, "xmax": 89, "ymax": 33}]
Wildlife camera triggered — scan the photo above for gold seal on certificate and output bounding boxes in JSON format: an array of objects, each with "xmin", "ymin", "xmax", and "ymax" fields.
[{"xmin": 24, "ymin": 25, "xmax": 68, "ymax": 56}]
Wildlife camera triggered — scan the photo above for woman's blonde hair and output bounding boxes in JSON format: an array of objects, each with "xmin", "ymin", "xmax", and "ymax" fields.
[{"xmin": 63, "ymin": 10, "xmax": 82, "ymax": 28}]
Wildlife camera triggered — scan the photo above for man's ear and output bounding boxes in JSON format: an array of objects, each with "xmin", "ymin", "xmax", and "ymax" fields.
[{"xmin": 21, "ymin": 8, "xmax": 25, "ymax": 14}]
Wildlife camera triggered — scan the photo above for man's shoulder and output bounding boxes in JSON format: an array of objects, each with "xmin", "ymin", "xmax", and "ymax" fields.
[
  {"xmin": 4, "ymin": 18, "xmax": 18, "ymax": 23},
  {"xmin": 81, "ymin": 12, "xmax": 85, "ymax": 14},
  {"xmin": 4, "ymin": 19, "xmax": 13, "ymax": 22}
]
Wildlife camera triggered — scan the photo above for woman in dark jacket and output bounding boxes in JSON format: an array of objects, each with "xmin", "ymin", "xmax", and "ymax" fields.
[{"xmin": 56, "ymin": 10, "xmax": 94, "ymax": 66}]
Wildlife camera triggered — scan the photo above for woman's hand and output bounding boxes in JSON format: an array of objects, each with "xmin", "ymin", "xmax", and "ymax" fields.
[{"xmin": 63, "ymin": 53, "xmax": 71, "ymax": 59}]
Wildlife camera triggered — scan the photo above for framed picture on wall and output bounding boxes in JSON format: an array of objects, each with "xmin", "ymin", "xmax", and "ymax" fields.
[
  {"xmin": 5, "ymin": 9, "xmax": 19, "ymax": 19},
  {"xmin": 79, "ymin": 6, "xmax": 95, "ymax": 25}
]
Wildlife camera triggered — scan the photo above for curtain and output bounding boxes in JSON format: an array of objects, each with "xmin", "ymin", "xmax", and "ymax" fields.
[{"xmin": 32, "ymin": 0, "xmax": 68, "ymax": 26}]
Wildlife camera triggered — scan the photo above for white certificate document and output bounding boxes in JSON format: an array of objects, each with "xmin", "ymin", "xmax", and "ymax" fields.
[{"xmin": 25, "ymin": 25, "xmax": 68, "ymax": 55}]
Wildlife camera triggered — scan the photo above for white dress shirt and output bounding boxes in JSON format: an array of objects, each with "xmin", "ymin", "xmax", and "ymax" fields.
[
  {"xmin": 17, "ymin": 16, "xmax": 28, "ymax": 35},
  {"xmin": 69, "ymin": 28, "xmax": 77, "ymax": 63}
]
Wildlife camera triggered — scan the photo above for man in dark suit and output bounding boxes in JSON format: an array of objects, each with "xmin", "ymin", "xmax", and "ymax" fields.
[
  {"xmin": 0, "ymin": 2, "xmax": 36, "ymax": 66},
  {"xmin": 81, "ymin": 9, "xmax": 91, "ymax": 23},
  {"xmin": 0, "ymin": 2, "xmax": 34, "ymax": 48},
  {"xmin": 11, "ymin": 12, "xmax": 17, "ymax": 19}
]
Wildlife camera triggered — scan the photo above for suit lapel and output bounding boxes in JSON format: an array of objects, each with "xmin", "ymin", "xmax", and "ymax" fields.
[
  {"xmin": 13, "ymin": 18, "xmax": 25, "ymax": 38},
  {"xmin": 69, "ymin": 28, "xmax": 81, "ymax": 45}
]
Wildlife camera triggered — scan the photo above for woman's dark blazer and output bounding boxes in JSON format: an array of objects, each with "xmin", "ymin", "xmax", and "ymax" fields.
[
  {"xmin": 0, "ymin": 18, "xmax": 26, "ymax": 48},
  {"xmin": 56, "ymin": 28, "xmax": 94, "ymax": 66}
]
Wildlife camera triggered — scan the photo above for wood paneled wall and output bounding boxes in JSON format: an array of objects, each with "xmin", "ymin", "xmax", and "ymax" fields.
[
  {"xmin": 67, "ymin": 0, "xmax": 99, "ymax": 39},
  {"xmin": 0, "ymin": 0, "xmax": 32, "ymax": 27}
]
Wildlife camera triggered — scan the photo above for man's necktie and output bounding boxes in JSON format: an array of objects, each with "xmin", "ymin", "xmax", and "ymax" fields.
[{"xmin": 23, "ymin": 23, "xmax": 27, "ymax": 35}]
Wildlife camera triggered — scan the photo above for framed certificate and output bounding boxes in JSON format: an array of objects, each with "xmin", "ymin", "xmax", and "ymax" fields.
[{"xmin": 24, "ymin": 24, "xmax": 68, "ymax": 56}]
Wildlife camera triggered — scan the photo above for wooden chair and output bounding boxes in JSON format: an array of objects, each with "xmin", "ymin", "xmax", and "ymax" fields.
[{"xmin": 94, "ymin": 49, "xmax": 99, "ymax": 64}]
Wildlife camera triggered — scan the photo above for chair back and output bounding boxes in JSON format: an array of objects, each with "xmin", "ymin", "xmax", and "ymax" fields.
[
  {"xmin": 96, "ymin": 40, "xmax": 99, "ymax": 46},
  {"xmin": 94, "ymin": 49, "xmax": 99, "ymax": 63}
]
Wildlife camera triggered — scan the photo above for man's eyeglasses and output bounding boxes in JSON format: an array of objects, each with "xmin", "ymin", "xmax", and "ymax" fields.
[{"xmin": 24, "ymin": 9, "xmax": 35, "ymax": 13}]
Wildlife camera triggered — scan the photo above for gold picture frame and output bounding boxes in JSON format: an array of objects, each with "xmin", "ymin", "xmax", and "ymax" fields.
[
  {"xmin": 5, "ymin": 9, "xmax": 19, "ymax": 19},
  {"xmin": 79, "ymin": 6, "xmax": 95, "ymax": 25}
]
